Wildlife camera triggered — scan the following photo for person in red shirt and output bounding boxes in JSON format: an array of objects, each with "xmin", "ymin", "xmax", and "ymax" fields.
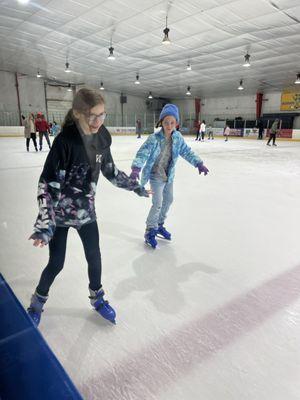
[{"xmin": 35, "ymin": 113, "xmax": 51, "ymax": 151}]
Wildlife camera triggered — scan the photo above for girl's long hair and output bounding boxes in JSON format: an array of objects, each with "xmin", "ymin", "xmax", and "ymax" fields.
[{"xmin": 62, "ymin": 88, "xmax": 105, "ymax": 127}]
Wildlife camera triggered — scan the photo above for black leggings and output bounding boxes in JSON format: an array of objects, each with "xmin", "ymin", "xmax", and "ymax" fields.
[
  {"xmin": 36, "ymin": 221, "xmax": 102, "ymax": 296},
  {"xmin": 26, "ymin": 133, "xmax": 37, "ymax": 149},
  {"xmin": 267, "ymin": 133, "xmax": 276, "ymax": 145}
]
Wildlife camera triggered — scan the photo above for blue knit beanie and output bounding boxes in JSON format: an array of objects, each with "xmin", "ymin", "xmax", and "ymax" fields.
[{"xmin": 159, "ymin": 104, "xmax": 179, "ymax": 122}]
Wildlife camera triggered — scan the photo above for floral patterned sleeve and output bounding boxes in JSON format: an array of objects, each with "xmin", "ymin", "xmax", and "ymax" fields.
[{"xmin": 30, "ymin": 136, "xmax": 67, "ymax": 244}]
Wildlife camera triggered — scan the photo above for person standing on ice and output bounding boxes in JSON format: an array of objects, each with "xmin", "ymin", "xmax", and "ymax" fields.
[
  {"xmin": 27, "ymin": 88, "xmax": 150, "ymax": 326},
  {"xmin": 200, "ymin": 120, "xmax": 206, "ymax": 141},
  {"xmin": 35, "ymin": 112, "xmax": 51, "ymax": 151},
  {"xmin": 266, "ymin": 119, "xmax": 279, "ymax": 146},
  {"xmin": 24, "ymin": 113, "xmax": 38, "ymax": 152},
  {"xmin": 223, "ymin": 124, "xmax": 230, "ymax": 141},
  {"xmin": 136, "ymin": 119, "xmax": 142, "ymax": 138},
  {"xmin": 129, "ymin": 103, "xmax": 209, "ymax": 249}
]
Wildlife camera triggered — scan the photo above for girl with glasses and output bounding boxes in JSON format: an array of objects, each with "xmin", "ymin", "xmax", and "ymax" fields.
[{"xmin": 28, "ymin": 88, "xmax": 150, "ymax": 326}]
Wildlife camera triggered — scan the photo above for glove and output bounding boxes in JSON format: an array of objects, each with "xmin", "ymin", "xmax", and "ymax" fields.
[
  {"xmin": 197, "ymin": 163, "xmax": 209, "ymax": 175},
  {"xmin": 130, "ymin": 167, "xmax": 141, "ymax": 181}
]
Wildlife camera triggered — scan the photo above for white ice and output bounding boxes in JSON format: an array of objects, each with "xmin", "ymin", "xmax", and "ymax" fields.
[{"xmin": 1, "ymin": 136, "xmax": 300, "ymax": 400}]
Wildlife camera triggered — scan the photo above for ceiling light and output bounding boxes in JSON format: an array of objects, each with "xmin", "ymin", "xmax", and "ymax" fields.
[
  {"xmin": 67, "ymin": 84, "xmax": 72, "ymax": 92},
  {"xmin": 148, "ymin": 91, "xmax": 153, "ymax": 99},
  {"xmin": 186, "ymin": 86, "xmax": 191, "ymax": 96},
  {"xmin": 65, "ymin": 62, "xmax": 71, "ymax": 73},
  {"xmin": 243, "ymin": 53, "xmax": 251, "ymax": 67},
  {"xmin": 238, "ymin": 79, "xmax": 244, "ymax": 90},
  {"xmin": 100, "ymin": 81, "xmax": 105, "ymax": 90},
  {"xmin": 108, "ymin": 46, "xmax": 115, "ymax": 60},
  {"xmin": 135, "ymin": 73, "xmax": 140, "ymax": 85},
  {"xmin": 295, "ymin": 73, "xmax": 300, "ymax": 84},
  {"xmin": 186, "ymin": 62, "xmax": 192, "ymax": 71},
  {"xmin": 162, "ymin": 16, "xmax": 171, "ymax": 45},
  {"xmin": 18, "ymin": 0, "xmax": 30, "ymax": 4},
  {"xmin": 36, "ymin": 70, "xmax": 42, "ymax": 78}
]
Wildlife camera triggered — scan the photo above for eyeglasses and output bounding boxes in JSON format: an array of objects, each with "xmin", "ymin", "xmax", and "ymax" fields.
[
  {"xmin": 162, "ymin": 120, "xmax": 176, "ymax": 126},
  {"xmin": 85, "ymin": 112, "xmax": 107, "ymax": 123}
]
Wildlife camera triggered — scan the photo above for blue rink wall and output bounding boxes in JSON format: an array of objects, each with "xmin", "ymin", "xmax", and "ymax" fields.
[{"xmin": 0, "ymin": 273, "xmax": 83, "ymax": 400}]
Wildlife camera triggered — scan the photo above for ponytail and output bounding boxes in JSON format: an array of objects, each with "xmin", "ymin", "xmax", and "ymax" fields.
[{"xmin": 62, "ymin": 108, "xmax": 74, "ymax": 127}]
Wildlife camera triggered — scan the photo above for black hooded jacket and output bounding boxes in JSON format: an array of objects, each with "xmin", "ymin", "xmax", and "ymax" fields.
[{"xmin": 31, "ymin": 122, "xmax": 147, "ymax": 244}]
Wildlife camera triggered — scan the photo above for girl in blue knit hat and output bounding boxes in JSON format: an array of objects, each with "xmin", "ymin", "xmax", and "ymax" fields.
[{"xmin": 130, "ymin": 103, "xmax": 209, "ymax": 248}]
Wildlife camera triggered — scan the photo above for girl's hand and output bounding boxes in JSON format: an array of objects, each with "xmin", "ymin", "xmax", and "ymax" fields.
[
  {"xmin": 29, "ymin": 236, "xmax": 47, "ymax": 248},
  {"xmin": 146, "ymin": 188, "xmax": 154, "ymax": 196},
  {"xmin": 129, "ymin": 167, "xmax": 141, "ymax": 181},
  {"xmin": 197, "ymin": 163, "xmax": 209, "ymax": 175}
]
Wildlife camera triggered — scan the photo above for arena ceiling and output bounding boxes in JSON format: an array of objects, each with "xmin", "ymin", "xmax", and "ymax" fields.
[{"xmin": 0, "ymin": 0, "xmax": 299, "ymax": 98}]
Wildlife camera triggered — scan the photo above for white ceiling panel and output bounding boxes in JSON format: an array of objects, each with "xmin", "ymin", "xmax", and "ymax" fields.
[
  {"xmin": 0, "ymin": 14, "xmax": 23, "ymax": 28},
  {"xmin": 27, "ymin": 9, "xmax": 75, "ymax": 26},
  {"xmin": 226, "ymin": 0, "xmax": 277, "ymax": 19},
  {"xmin": 204, "ymin": 7, "xmax": 244, "ymax": 26},
  {"xmin": 46, "ymin": 0, "xmax": 91, "ymax": 17},
  {"xmin": 0, "ymin": 5, "xmax": 31, "ymax": 20}
]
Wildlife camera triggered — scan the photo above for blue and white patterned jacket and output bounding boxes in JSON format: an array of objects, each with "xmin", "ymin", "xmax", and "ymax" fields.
[{"xmin": 132, "ymin": 129, "xmax": 203, "ymax": 186}]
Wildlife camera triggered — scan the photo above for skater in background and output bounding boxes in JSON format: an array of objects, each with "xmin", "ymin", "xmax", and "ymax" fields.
[
  {"xmin": 267, "ymin": 119, "xmax": 279, "ymax": 146},
  {"xmin": 256, "ymin": 118, "xmax": 264, "ymax": 140},
  {"xmin": 129, "ymin": 103, "xmax": 209, "ymax": 249},
  {"xmin": 50, "ymin": 121, "xmax": 61, "ymax": 137},
  {"xmin": 136, "ymin": 119, "xmax": 142, "ymax": 138},
  {"xmin": 207, "ymin": 124, "xmax": 214, "ymax": 140},
  {"xmin": 27, "ymin": 88, "xmax": 150, "ymax": 326},
  {"xmin": 200, "ymin": 120, "xmax": 206, "ymax": 141},
  {"xmin": 195, "ymin": 119, "xmax": 201, "ymax": 141},
  {"xmin": 24, "ymin": 113, "xmax": 38, "ymax": 152},
  {"xmin": 224, "ymin": 124, "xmax": 230, "ymax": 141},
  {"xmin": 35, "ymin": 112, "xmax": 51, "ymax": 151}
]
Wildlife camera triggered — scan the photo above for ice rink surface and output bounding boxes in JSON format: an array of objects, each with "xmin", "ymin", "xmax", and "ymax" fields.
[{"xmin": 1, "ymin": 135, "xmax": 300, "ymax": 400}]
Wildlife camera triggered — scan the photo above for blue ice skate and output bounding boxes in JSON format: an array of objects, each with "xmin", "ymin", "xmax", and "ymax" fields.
[
  {"xmin": 27, "ymin": 292, "xmax": 48, "ymax": 327},
  {"xmin": 144, "ymin": 228, "xmax": 158, "ymax": 249},
  {"xmin": 156, "ymin": 224, "xmax": 171, "ymax": 241},
  {"xmin": 89, "ymin": 288, "xmax": 116, "ymax": 324}
]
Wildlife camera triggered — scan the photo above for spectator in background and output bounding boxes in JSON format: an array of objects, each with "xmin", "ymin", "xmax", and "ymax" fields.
[
  {"xmin": 51, "ymin": 121, "xmax": 61, "ymax": 137},
  {"xmin": 24, "ymin": 113, "xmax": 38, "ymax": 152},
  {"xmin": 224, "ymin": 124, "xmax": 230, "ymax": 142},
  {"xmin": 136, "ymin": 119, "xmax": 142, "ymax": 138},
  {"xmin": 200, "ymin": 120, "xmax": 206, "ymax": 141},
  {"xmin": 256, "ymin": 119, "xmax": 264, "ymax": 140},
  {"xmin": 207, "ymin": 124, "xmax": 214, "ymax": 140},
  {"xmin": 35, "ymin": 112, "xmax": 51, "ymax": 151},
  {"xmin": 195, "ymin": 120, "xmax": 201, "ymax": 141},
  {"xmin": 266, "ymin": 119, "xmax": 279, "ymax": 146}
]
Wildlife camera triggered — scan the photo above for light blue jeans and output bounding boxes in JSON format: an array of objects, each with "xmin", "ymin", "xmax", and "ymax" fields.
[{"xmin": 146, "ymin": 176, "xmax": 173, "ymax": 230}]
